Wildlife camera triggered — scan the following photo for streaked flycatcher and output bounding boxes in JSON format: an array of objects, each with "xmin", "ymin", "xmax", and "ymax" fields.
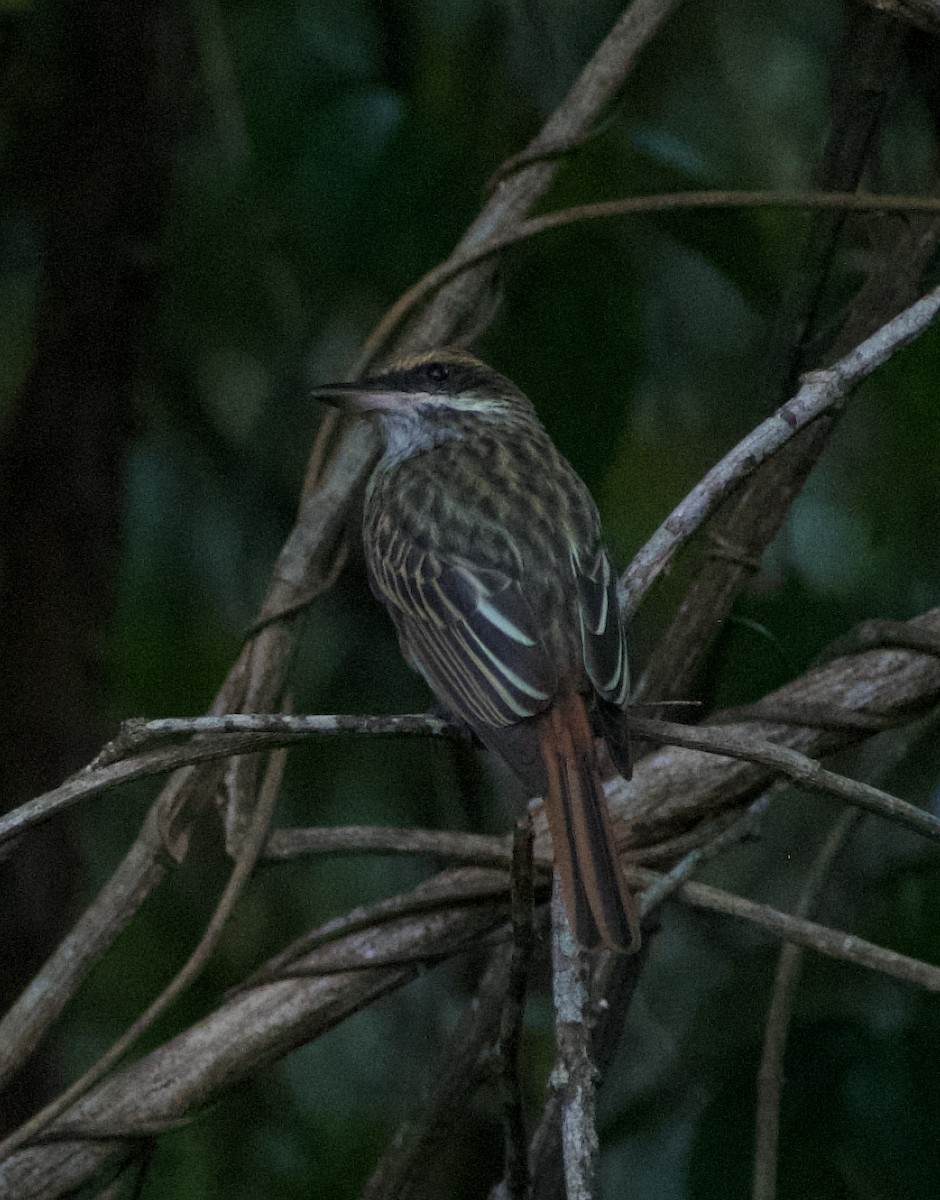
[{"xmin": 312, "ymin": 350, "xmax": 639, "ymax": 953}]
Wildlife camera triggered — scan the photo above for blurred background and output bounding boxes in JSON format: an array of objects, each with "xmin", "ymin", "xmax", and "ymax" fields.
[{"xmin": 1, "ymin": 0, "xmax": 939, "ymax": 1195}]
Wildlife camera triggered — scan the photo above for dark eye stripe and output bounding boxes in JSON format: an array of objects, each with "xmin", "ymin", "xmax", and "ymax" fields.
[{"xmin": 426, "ymin": 363, "xmax": 450, "ymax": 383}]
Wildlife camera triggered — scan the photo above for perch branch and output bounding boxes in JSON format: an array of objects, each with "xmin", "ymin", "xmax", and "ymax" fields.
[{"xmin": 550, "ymin": 881, "xmax": 598, "ymax": 1200}]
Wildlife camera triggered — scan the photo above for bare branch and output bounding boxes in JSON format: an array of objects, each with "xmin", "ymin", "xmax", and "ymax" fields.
[
  {"xmin": 630, "ymin": 867, "xmax": 940, "ymax": 990},
  {"xmin": 0, "ymin": 742, "xmax": 287, "ymax": 1161},
  {"xmin": 2, "ymin": 602, "xmax": 937, "ymax": 1142},
  {"xmin": 0, "ymin": 877, "xmax": 510, "ymax": 1197},
  {"xmin": 616, "ymin": 607, "xmax": 940, "ymax": 849},
  {"xmin": 752, "ymin": 809, "xmax": 862, "ymax": 1200},
  {"xmin": 100, "ymin": 712, "xmax": 458, "ymax": 760},
  {"xmin": 637, "ymin": 7, "xmax": 939, "ymax": 710},
  {"xmin": 1, "ymin": 596, "xmax": 935, "ymax": 1162},
  {"xmin": 366, "ymin": 190, "xmax": 940, "ymax": 363},
  {"xmin": 358, "ymin": 948, "xmax": 515, "ymax": 1200},
  {"xmin": 638, "ymin": 805, "xmax": 764, "ymax": 916},
  {"xmin": 0, "ymin": 714, "xmax": 459, "ymax": 851},
  {"xmin": 857, "ymin": 0, "xmax": 940, "ymax": 35},
  {"xmin": 371, "ymin": 0, "xmax": 684, "ymax": 360},
  {"xmin": 619, "ymin": 278, "xmax": 940, "ymax": 618},
  {"xmin": 518, "ymin": 947, "xmax": 648, "ymax": 1200},
  {"xmin": 263, "ymin": 824, "xmax": 512, "ymax": 868},
  {"xmin": 7, "ymin": 689, "xmax": 935, "ymax": 862},
  {"xmin": 550, "ymin": 883, "xmax": 598, "ymax": 1200},
  {"xmin": 498, "ymin": 818, "xmax": 536, "ymax": 1200},
  {"xmin": 627, "ymin": 715, "xmax": 940, "ymax": 844},
  {"xmin": 3, "ymin": 851, "xmax": 938, "ymax": 1196}
]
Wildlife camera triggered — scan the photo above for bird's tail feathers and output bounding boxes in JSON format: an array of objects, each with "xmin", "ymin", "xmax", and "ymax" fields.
[
  {"xmin": 539, "ymin": 695, "xmax": 640, "ymax": 953},
  {"xmin": 597, "ymin": 697, "xmax": 632, "ymax": 780}
]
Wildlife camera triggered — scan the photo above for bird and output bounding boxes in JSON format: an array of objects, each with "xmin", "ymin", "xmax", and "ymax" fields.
[{"xmin": 311, "ymin": 349, "xmax": 640, "ymax": 953}]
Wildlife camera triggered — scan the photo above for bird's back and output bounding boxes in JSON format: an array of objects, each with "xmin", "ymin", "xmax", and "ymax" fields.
[{"xmin": 364, "ymin": 413, "xmax": 601, "ymax": 667}]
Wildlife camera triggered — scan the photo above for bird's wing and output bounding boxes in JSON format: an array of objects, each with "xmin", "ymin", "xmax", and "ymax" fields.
[
  {"xmin": 572, "ymin": 544, "xmax": 629, "ymax": 707},
  {"xmin": 368, "ymin": 524, "xmax": 557, "ymax": 731},
  {"xmin": 572, "ymin": 544, "xmax": 632, "ymax": 778}
]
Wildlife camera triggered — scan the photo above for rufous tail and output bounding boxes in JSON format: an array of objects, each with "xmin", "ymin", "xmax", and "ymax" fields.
[{"xmin": 538, "ymin": 694, "xmax": 641, "ymax": 953}]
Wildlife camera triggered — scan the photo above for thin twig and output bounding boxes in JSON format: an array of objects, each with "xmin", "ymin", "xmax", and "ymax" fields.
[
  {"xmin": 243, "ymin": 532, "xmax": 350, "ymax": 636},
  {"xmin": 263, "ymin": 824, "xmax": 512, "ymax": 867},
  {"xmin": 98, "ymin": 712, "xmax": 459, "ymax": 762},
  {"xmin": 856, "ymin": 0, "xmax": 940, "ymax": 35},
  {"xmin": 499, "ymin": 817, "xmax": 535, "ymax": 1200},
  {"xmin": 362, "ymin": 190, "xmax": 940, "ymax": 365},
  {"xmin": 0, "ymin": 742, "xmax": 288, "ymax": 1164},
  {"xmin": 0, "ymin": 713, "xmax": 459, "ymax": 850},
  {"xmin": 638, "ymin": 805, "xmax": 764, "ymax": 917},
  {"xmin": 357, "ymin": 947, "xmax": 515, "ymax": 1200},
  {"xmin": 376, "ymin": 0, "xmax": 683, "ymax": 360},
  {"xmin": 628, "ymin": 715, "xmax": 940, "ymax": 843},
  {"xmin": 619, "ymin": 276, "xmax": 940, "ymax": 618},
  {"xmin": 483, "ymin": 109, "xmax": 621, "ymax": 194},
  {"xmin": 752, "ymin": 809, "xmax": 862, "ymax": 1200},
  {"xmin": 627, "ymin": 866, "xmax": 940, "ymax": 992}
]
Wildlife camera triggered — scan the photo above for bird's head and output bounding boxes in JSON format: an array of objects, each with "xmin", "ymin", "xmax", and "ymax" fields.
[{"xmin": 310, "ymin": 350, "xmax": 538, "ymax": 459}]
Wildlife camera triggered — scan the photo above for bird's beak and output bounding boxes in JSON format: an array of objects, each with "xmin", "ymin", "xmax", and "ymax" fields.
[{"xmin": 309, "ymin": 380, "xmax": 415, "ymax": 414}]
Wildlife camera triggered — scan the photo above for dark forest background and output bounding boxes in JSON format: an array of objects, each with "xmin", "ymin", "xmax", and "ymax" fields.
[{"xmin": 1, "ymin": 0, "xmax": 939, "ymax": 1197}]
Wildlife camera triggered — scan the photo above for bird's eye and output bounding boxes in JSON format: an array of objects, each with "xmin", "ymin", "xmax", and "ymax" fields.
[{"xmin": 425, "ymin": 362, "xmax": 450, "ymax": 383}]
